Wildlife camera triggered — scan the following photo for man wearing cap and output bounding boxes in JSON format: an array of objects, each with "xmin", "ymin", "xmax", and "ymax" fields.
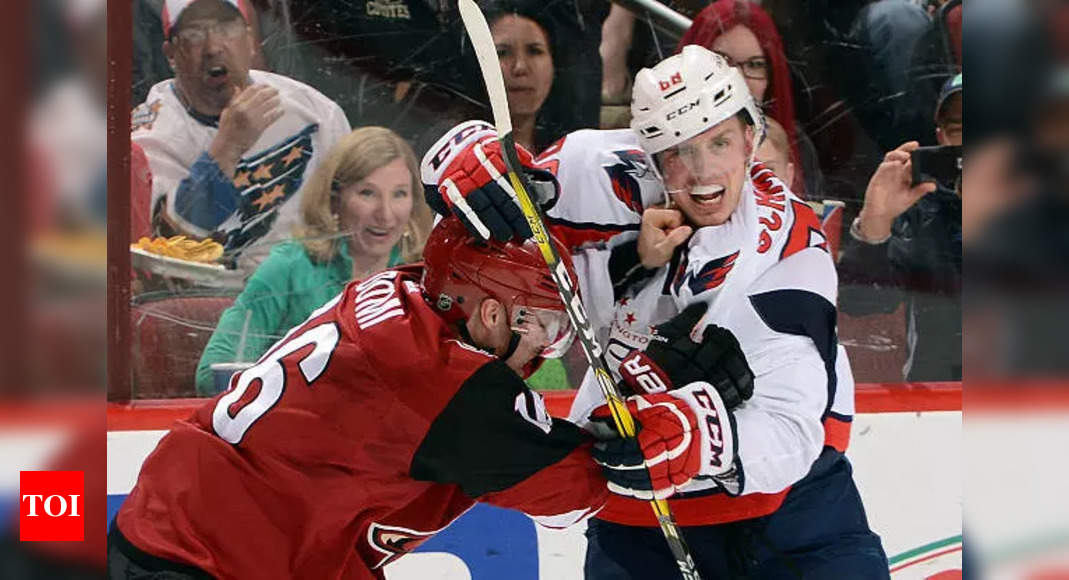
[
  {"xmin": 132, "ymin": 0, "xmax": 350, "ymax": 272},
  {"xmin": 839, "ymin": 73, "xmax": 963, "ymax": 382}
]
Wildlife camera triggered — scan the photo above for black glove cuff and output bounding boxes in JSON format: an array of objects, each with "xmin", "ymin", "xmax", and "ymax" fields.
[
  {"xmin": 424, "ymin": 183, "xmax": 449, "ymax": 217},
  {"xmin": 609, "ymin": 240, "xmax": 658, "ymax": 302}
]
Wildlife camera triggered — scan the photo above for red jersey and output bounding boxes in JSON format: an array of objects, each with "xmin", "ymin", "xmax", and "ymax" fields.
[{"xmin": 115, "ymin": 266, "xmax": 606, "ymax": 579}]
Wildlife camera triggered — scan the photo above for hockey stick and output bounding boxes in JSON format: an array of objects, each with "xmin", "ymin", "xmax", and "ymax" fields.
[{"xmin": 457, "ymin": 1, "xmax": 701, "ymax": 578}]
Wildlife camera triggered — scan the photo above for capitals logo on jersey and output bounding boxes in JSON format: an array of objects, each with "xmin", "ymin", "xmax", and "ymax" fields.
[
  {"xmin": 224, "ymin": 124, "xmax": 318, "ymax": 252},
  {"xmin": 604, "ymin": 150, "xmax": 650, "ymax": 214},
  {"xmin": 670, "ymin": 249, "xmax": 740, "ymax": 298}
]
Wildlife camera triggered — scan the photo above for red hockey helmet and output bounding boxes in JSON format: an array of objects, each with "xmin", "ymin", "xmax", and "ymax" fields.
[{"xmin": 422, "ymin": 217, "xmax": 578, "ymax": 358}]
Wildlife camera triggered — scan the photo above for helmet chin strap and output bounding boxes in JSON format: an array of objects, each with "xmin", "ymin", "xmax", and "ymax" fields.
[
  {"xmin": 502, "ymin": 330, "xmax": 523, "ymax": 360},
  {"xmin": 457, "ymin": 319, "xmax": 523, "ymax": 360}
]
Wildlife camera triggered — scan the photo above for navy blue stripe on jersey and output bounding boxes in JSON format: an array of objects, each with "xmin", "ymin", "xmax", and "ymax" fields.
[
  {"xmin": 826, "ymin": 411, "xmax": 853, "ymax": 424},
  {"xmin": 608, "ymin": 240, "xmax": 658, "ymax": 301},
  {"xmin": 409, "ymin": 360, "xmax": 590, "ymax": 498},
  {"xmin": 749, "ymin": 289, "xmax": 839, "ymax": 419},
  {"xmin": 546, "ymin": 216, "xmax": 639, "ymax": 250},
  {"xmin": 544, "ymin": 215, "xmax": 640, "ymax": 233}
]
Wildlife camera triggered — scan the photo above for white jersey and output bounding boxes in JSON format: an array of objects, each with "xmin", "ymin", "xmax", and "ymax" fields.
[
  {"xmin": 537, "ymin": 129, "xmax": 855, "ymax": 526},
  {"xmin": 132, "ymin": 70, "xmax": 351, "ymax": 273}
]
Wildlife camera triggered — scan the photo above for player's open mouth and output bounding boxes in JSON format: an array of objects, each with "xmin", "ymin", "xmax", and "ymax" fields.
[
  {"xmin": 689, "ymin": 185, "xmax": 725, "ymax": 204},
  {"xmin": 208, "ymin": 66, "xmax": 228, "ymax": 78}
]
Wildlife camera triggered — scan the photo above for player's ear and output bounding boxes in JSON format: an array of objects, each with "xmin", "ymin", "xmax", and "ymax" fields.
[
  {"xmin": 479, "ymin": 298, "xmax": 504, "ymax": 330},
  {"xmin": 785, "ymin": 161, "xmax": 796, "ymax": 190},
  {"xmin": 743, "ymin": 123, "xmax": 755, "ymax": 159}
]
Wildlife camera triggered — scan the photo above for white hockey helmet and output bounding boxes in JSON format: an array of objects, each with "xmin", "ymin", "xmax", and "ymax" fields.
[{"xmin": 631, "ymin": 44, "xmax": 765, "ymax": 156}]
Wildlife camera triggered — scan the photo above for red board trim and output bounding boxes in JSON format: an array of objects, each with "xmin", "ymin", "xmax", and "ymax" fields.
[{"xmin": 107, "ymin": 382, "xmax": 963, "ymax": 431}]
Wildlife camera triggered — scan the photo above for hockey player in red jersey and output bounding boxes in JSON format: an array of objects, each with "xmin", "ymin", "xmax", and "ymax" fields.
[
  {"xmin": 422, "ymin": 45, "xmax": 890, "ymax": 578},
  {"xmin": 107, "ymin": 216, "xmax": 730, "ymax": 579}
]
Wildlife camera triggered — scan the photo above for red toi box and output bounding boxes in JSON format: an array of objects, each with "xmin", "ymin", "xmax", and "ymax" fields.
[{"xmin": 20, "ymin": 471, "xmax": 84, "ymax": 541}]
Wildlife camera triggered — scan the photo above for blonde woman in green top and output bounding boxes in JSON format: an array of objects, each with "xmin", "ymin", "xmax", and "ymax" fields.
[{"xmin": 195, "ymin": 127, "xmax": 432, "ymax": 394}]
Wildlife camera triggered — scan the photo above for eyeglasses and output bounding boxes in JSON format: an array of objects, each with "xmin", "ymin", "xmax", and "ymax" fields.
[
  {"xmin": 173, "ymin": 20, "xmax": 247, "ymax": 47},
  {"xmin": 717, "ymin": 53, "xmax": 769, "ymax": 81}
]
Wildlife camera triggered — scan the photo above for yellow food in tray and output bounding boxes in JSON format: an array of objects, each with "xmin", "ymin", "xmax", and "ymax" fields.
[{"xmin": 132, "ymin": 236, "xmax": 224, "ymax": 263}]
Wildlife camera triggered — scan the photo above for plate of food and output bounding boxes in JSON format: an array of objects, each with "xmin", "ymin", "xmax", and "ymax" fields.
[{"xmin": 131, "ymin": 236, "xmax": 242, "ymax": 287}]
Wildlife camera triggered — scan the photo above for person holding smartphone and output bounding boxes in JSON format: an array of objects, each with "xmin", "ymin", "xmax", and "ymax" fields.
[{"xmin": 838, "ymin": 73, "xmax": 962, "ymax": 382}]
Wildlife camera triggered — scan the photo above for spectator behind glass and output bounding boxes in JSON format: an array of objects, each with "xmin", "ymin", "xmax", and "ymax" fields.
[
  {"xmin": 133, "ymin": 0, "xmax": 350, "ymax": 274},
  {"xmin": 481, "ymin": 0, "xmax": 589, "ymax": 154},
  {"xmin": 837, "ymin": 74, "xmax": 962, "ymax": 381},
  {"xmin": 756, "ymin": 117, "xmax": 796, "ymax": 187},
  {"xmin": 195, "ymin": 127, "xmax": 431, "ymax": 394},
  {"xmin": 679, "ymin": 0, "xmax": 819, "ymax": 197},
  {"xmin": 849, "ymin": 0, "xmax": 935, "ymax": 150},
  {"xmin": 489, "ymin": 9, "xmax": 554, "ymax": 153}
]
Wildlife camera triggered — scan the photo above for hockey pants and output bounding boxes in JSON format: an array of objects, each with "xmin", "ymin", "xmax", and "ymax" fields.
[{"xmin": 584, "ymin": 449, "xmax": 889, "ymax": 579}]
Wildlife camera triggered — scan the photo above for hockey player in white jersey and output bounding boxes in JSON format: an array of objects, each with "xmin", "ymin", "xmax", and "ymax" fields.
[{"xmin": 422, "ymin": 45, "xmax": 889, "ymax": 578}]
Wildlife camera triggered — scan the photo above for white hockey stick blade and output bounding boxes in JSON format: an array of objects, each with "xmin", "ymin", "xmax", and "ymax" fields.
[{"xmin": 457, "ymin": 0, "xmax": 514, "ymax": 137}]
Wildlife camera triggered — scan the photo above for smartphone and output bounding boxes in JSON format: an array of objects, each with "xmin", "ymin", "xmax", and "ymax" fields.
[{"xmin": 911, "ymin": 145, "xmax": 962, "ymax": 188}]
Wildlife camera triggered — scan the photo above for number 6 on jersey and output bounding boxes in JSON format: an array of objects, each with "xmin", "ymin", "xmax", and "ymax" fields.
[{"xmin": 212, "ymin": 322, "xmax": 340, "ymax": 444}]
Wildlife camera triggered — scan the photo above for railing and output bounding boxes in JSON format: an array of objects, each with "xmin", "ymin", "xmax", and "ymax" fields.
[
  {"xmin": 106, "ymin": 381, "xmax": 963, "ymax": 430},
  {"xmin": 610, "ymin": 0, "xmax": 691, "ymax": 39}
]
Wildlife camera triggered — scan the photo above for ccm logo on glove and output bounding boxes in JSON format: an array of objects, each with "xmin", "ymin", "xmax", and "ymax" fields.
[
  {"xmin": 692, "ymin": 388, "xmax": 728, "ymax": 471},
  {"xmin": 426, "ymin": 120, "xmax": 494, "ymax": 172},
  {"xmin": 676, "ymin": 382, "xmax": 736, "ymax": 479}
]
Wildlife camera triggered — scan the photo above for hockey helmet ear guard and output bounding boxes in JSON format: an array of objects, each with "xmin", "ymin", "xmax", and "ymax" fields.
[{"xmin": 422, "ymin": 217, "xmax": 578, "ymax": 359}]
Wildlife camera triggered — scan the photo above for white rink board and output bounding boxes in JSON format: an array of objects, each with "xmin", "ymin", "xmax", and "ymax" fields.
[{"xmin": 107, "ymin": 411, "xmax": 961, "ymax": 578}]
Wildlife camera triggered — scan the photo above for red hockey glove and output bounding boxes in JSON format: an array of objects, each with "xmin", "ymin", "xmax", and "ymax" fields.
[
  {"xmin": 590, "ymin": 381, "xmax": 738, "ymax": 500},
  {"xmin": 421, "ymin": 120, "xmax": 558, "ymax": 242}
]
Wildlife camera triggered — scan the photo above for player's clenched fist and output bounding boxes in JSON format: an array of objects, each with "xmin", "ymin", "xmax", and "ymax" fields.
[
  {"xmin": 210, "ymin": 84, "xmax": 284, "ymax": 176},
  {"xmin": 637, "ymin": 208, "xmax": 692, "ymax": 269},
  {"xmin": 420, "ymin": 121, "xmax": 559, "ymax": 242},
  {"xmin": 589, "ymin": 381, "xmax": 736, "ymax": 500}
]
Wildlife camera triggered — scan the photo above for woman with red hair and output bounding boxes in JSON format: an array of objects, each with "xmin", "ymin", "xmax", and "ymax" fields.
[{"xmin": 679, "ymin": 0, "xmax": 818, "ymax": 197}]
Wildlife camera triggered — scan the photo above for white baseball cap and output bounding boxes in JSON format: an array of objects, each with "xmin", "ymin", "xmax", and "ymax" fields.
[{"xmin": 162, "ymin": 0, "xmax": 249, "ymax": 38}]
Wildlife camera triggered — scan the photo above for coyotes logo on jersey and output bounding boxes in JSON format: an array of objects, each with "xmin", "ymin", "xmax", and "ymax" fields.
[{"xmin": 367, "ymin": 522, "xmax": 438, "ymax": 569}]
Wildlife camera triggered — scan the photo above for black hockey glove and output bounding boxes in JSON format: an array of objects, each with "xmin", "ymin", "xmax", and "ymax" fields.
[{"xmin": 622, "ymin": 302, "xmax": 754, "ymax": 410}]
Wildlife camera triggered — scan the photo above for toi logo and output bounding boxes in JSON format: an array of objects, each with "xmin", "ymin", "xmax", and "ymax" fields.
[{"xmin": 20, "ymin": 471, "xmax": 84, "ymax": 541}]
